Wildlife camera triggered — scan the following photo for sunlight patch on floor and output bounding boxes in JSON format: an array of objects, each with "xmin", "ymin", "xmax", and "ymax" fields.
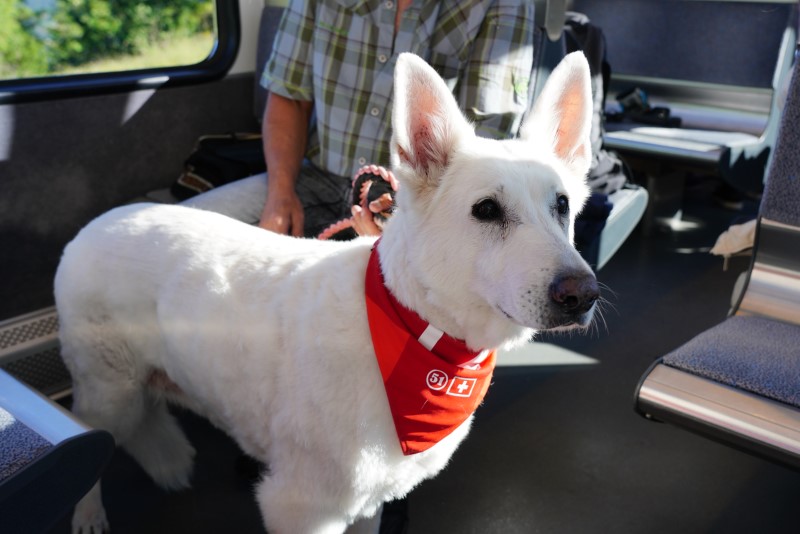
[
  {"xmin": 497, "ymin": 342, "xmax": 598, "ymax": 367},
  {"xmin": 657, "ymin": 213, "xmax": 704, "ymax": 232}
]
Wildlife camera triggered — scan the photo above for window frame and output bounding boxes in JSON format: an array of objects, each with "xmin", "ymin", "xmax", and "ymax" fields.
[{"xmin": 0, "ymin": 0, "xmax": 240, "ymax": 105}]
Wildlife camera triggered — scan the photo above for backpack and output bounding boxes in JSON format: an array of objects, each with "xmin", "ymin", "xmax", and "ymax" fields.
[{"xmin": 171, "ymin": 133, "xmax": 266, "ymax": 201}]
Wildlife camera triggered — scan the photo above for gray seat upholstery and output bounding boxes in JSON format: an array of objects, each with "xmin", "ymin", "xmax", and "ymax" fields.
[
  {"xmin": 635, "ymin": 60, "xmax": 800, "ymax": 469},
  {"xmin": 661, "ymin": 316, "xmax": 800, "ymax": 409},
  {"xmin": 0, "ymin": 370, "xmax": 114, "ymax": 534}
]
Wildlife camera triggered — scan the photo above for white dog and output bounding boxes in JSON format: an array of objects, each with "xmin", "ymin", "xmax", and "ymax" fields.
[{"xmin": 57, "ymin": 52, "xmax": 598, "ymax": 534}]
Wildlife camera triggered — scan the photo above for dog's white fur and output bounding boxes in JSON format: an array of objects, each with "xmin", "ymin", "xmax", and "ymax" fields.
[{"xmin": 57, "ymin": 52, "xmax": 596, "ymax": 534}]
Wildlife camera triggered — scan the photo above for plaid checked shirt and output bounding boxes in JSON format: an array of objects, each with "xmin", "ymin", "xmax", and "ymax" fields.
[{"xmin": 262, "ymin": 0, "xmax": 535, "ymax": 179}]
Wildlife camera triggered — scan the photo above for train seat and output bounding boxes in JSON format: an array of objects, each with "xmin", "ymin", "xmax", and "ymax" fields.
[
  {"xmin": 634, "ymin": 61, "xmax": 800, "ymax": 469},
  {"xmin": 0, "ymin": 370, "xmax": 114, "ymax": 534},
  {"xmin": 573, "ymin": 0, "xmax": 797, "ymax": 230}
]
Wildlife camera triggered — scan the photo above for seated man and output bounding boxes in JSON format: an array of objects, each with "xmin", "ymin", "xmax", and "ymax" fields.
[{"xmin": 184, "ymin": 0, "xmax": 536, "ymax": 237}]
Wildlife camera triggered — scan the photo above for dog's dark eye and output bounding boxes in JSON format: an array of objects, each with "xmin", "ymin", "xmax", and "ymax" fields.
[
  {"xmin": 556, "ymin": 195, "xmax": 569, "ymax": 216},
  {"xmin": 472, "ymin": 198, "xmax": 503, "ymax": 221}
]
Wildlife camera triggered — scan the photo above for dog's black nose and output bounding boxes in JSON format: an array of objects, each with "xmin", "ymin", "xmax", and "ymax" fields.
[{"xmin": 549, "ymin": 273, "xmax": 599, "ymax": 316}]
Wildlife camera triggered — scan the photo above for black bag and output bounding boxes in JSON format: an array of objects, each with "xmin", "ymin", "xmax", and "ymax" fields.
[
  {"xmin": 172, "ymin": 133, "xmax": 266, "ymax": 200},
  {"xmin": 564, "ymin": 12, "xmax": 630, "ymax": 196}
]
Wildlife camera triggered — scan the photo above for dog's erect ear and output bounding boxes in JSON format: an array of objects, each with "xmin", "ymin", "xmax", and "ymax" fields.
[
  {"xmin": 520, "ymin": 52, "xmax": 593, "ymax": 179},
  {"xmin": 391, "ymin": 53, "xmax": 472, "ymax": 191}
]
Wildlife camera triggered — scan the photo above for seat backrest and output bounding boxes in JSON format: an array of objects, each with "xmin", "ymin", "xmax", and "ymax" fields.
[
  {"xmin": 760, "ymin": 64, "xmax": 800, "ymax": 227},
  {"xmin": 572, "ymin": 0, "xmax": 796, "ymax": 139},
  {"xmin": 736, "ymin": 63, "xmax": 800, "ymax": 325},
  {"xmin": 574, "ymin": 0, "xmax": 793, "ymax": 91}
]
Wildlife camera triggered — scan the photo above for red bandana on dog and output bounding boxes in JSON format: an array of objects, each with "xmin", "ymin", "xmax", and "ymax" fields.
[{"xmin": 365, "ymin": 243, "xmax": 496, "ymax": 455}]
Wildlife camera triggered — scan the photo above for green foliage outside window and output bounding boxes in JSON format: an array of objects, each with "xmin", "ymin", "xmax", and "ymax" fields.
[
  {"xmin": 0, "ymin": 1, "xmax": 49, "ymax": 77},
  {"xmin": 0, "ymin": 0, "xmax": 215, "ymax": 80}
]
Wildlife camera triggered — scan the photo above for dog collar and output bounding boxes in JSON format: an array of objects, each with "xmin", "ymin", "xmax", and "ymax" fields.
[{"xmin": 365, "ymin": 241, "xmax": 496, "ymax": 455}]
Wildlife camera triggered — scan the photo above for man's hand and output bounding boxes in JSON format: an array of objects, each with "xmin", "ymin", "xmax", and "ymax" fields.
[
  {"xmin": 259, "ymin": 187, "xmax": 304, "ymax": 236},
  {"xmin": 351, "ymin": 204, "xmax": 382, "ymax": 236}
]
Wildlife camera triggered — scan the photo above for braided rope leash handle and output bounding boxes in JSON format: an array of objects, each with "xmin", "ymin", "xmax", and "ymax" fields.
[{"xmin": 317, "ymin": 165, "xmax": 398, "ymax": 240}]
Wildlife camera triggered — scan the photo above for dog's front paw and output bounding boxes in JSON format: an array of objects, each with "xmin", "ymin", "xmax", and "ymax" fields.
[{"xmin": 72, "ymin": 500, "xmax": 109, "ymax": 534}]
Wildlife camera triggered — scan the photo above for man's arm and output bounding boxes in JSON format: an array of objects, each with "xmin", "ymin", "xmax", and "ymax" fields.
[{"xmin": 259, "ymin": 92, "xmax": 313, "ymax": 236}]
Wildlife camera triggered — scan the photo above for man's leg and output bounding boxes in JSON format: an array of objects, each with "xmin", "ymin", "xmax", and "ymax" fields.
[
  {"xmin": 295, "ymin": 164, "xmax": 352, "ymax": 238},
  {"xmin": 181, "ymin": 164, "xmax": 351, "ymax": 237}
]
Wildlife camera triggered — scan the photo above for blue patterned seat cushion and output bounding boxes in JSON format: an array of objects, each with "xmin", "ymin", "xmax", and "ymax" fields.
[
  {"xmin": 0, "ymin": 406, "xmax": 53, "ymax": 481},
  {"xmin": 663, "ymin": 315, "xmax": 800, "ymax": 409}
]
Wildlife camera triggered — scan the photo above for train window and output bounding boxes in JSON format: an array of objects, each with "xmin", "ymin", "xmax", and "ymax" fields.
[{"xmin": 0, "ymin": 0, "xmax": 239, "ymax": 103}]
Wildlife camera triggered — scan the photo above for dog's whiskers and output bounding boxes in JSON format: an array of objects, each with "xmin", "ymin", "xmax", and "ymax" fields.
[
  {"xmin": 597, "ymin": 281, "xmax": 617, "ymax": 298},
  {"xmin": 588, "ymin": 296, "xmax": 612, "ymax": 338}
]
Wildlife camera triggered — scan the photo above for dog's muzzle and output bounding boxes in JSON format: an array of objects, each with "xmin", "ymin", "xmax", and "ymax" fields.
[{"xmin": 548, "ymin": 272, "xmax": 600, "ymax": 327}]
